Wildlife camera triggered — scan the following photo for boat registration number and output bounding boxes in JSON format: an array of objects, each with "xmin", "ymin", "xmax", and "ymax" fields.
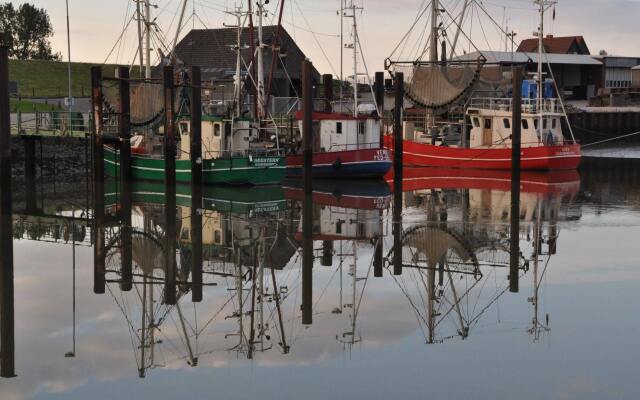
[{"xmin": 373, "ymin": 150, "xmax": 389, "ymax": 161}]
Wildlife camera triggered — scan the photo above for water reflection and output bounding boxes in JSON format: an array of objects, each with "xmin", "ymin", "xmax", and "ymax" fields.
[{"xmin": 5, "ymin": 163, "xmax": 640, "ymax": 399}]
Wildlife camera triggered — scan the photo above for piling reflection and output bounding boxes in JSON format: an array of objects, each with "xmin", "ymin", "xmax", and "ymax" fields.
[{"xmin": 3, "ymin": 159, "xmax": 597, "ymax": 381}]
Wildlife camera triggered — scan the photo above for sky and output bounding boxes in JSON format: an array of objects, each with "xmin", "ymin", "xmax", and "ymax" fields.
[{"xmin": 14, "ymin": 0, "xmax": 640, "ymax": 76}]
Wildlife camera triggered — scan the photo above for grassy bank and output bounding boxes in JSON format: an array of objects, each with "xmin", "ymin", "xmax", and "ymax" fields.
[
  {"xmin": 9, "ymin": 99, "xmax": 62, "ymax": 112},
  {"xmin": 8, "ymin": 59, "xmax": 140, "ymax": 98}
]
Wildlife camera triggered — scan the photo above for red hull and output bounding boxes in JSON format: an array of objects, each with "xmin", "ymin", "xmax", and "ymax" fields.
[
  {"xmin": 385, "ymin": 136, "xmax": 581, "ymax": 170},
  {"xmin": 386, "ymin": 167, "xmax": 580, "ymax": 195}
]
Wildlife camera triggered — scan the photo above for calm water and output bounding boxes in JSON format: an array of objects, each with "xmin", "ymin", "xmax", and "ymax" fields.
[{"xmin": 2, "ymin": 162, "xmax": 640, "ymax": 400}]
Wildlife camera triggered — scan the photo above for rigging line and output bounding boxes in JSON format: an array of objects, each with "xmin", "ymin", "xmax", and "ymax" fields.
[
  {"xmin": 387, "ymin": 0, "xmax": 432, "ymax": 61},
  {"xmin": 106, "ymin": 284, "xmax": 142, "ymax": 342},
  {"xmin": 471, "ymin": 0, "xmax": 521, "ymax": 53},
  {"xmin": 292, "ymin": 0, "xmax": 338, "ymax": 76},
  {"xmin": 353, "ymin": 242, "xmax": 375, "ymax": 322},
  {"xmin": 196, "ymin": 291, "xmax": 237, "ymax": 336},
  {"xmin": 103, "ymin": 15, "xmax": 137, "ymax": 65},
  {"xmin": 388, "ymin": 269, "xmax": 430, "ymax": 341}
]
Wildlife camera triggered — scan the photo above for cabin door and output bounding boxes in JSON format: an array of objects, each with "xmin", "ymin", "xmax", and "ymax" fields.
[
  {"xmin": 482, "ymin": 118, "xmax": 493, "ymax": 146},
  {"xmin": 210, "ymin": 122, "xmax": 223, "ymax": 157}
]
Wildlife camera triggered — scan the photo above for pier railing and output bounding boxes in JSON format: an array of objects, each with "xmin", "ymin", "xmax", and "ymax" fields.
[{"xmin": 10, "ymin": 111, "xmax": 90, "ymax": 137}]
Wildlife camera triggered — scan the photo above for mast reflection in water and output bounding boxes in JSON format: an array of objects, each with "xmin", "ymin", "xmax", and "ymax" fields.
[{"xmin": 8, "ymin": 162, "xmax": 640, "ymax": 399}]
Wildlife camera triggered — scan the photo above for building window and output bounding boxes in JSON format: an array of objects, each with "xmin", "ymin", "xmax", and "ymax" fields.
[
  {"xmin": 503, "ymin": 118, "xmax": 510, "ymax": 129},
  {"xmin": 473, "ymin": 117, "xmax": 480, "ymax": 128},
  {"xmin": 484, "ymin": 118, "xmax": 492, "ymax": 129},
  {"xmin": 522, "ymin": 120, "xmax": 529, "ymax": 130},
  {"xmin": 336, "ymin": 122, "xmax": 342, "ymax": 134},
  {"xmin": 214, "ymin": 123, "xmax": 221, "ymax": 137}
]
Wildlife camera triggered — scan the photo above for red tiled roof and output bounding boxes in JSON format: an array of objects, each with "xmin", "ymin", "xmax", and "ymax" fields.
[{"xmin": 517, "ymin": 36, "xmax": 590, "ymax": 55}]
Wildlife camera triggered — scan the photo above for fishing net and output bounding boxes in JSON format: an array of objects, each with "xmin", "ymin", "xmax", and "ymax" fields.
[
  {"xmin": 392, "ymin": 58, "xmax": 485, "ymax": 109},
  {"xmin": 102, "ymin": 79, "xmax": 167, "ymax": 130}
]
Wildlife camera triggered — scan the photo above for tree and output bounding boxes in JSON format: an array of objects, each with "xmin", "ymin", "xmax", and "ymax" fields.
[{"xmin": 0, "ymin": 2, "xmax": 60, "ymax": 60}]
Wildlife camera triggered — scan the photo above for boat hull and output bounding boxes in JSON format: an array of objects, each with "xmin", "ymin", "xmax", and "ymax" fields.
[
  {"xmin": 385, "ymin": 137, "xmax": 581, "ymax": 170},
  {"xmin": 104, "ymin": 147, "xmax": 285, "ymax": 185},
  {"xmin": 285, "ymin": 148, "xmax": 392, "ymax": 178}
]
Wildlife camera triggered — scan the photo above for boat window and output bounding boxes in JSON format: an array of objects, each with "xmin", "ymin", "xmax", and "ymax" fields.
[
  {"xmin": 214, "ymin": 230, "xmax": 222, "ymax": 244},
  {"xmin": 483, "ymin": 118, "xmax": 492, "ymax": 129},
  {"xmin": 543, "ymin": 119, "xmax": 548, "ymax": 130},
  {"xmin": 214, "ymin": 123, "xmax": 221, "ymax": 137},
  {"xmin": 503, "ymin": 118, "xmax": 510, "ymax": 129},
  {"xmin": 179, "ymin": 122, "xmax": 189, "ymax": 136},
  {"xmin": 336, "ymin": 122, "xmax": 342, "ymax": 134},
  {"xmin": 473, "ymin": 118, "xmax": 480, "ymax": 127},
  {"xmin": 533, "ymin": 119, "xmax": 539, "ymax": 130},
  {"xmin": 522, "ymin": 120, "xmax": 529, "ymax": 130},
  {"xmin": 552, "ymin": 118, "xmax": 557, "ymax": 129},
  {"xmin": 358, "ymin": 120, "xmax": 366, "ymax": 135}
]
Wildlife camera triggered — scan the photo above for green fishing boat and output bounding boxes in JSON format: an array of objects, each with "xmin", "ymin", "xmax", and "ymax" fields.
[
  {"xmin": 104, "ymin": 180, "xmax": 287, "ymax": 215},
  {"xmin": 104, "ymin": 116, "xmax": 286, "ymax": 185}
]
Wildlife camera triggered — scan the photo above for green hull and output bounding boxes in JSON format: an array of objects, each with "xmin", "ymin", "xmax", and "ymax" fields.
[
  {"xmin": 104, "ymin": 147, "xmax": 285, "ymax": 185},
  {"xmin": 105, "ymin": 180, "xmax": 287, "ymax": 215}
]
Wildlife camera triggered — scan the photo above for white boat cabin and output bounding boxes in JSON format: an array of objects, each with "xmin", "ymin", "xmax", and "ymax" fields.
[
  {"xmin": 178, "ymin": 117, "xmax": 254, "ymax": 160},
  {"xmin": 297, "ymin": 112, "xmax": 382, "ymax": 153},
  {"xmin": 467, "ymin": 98, "xmax": 566, "ymax": 149}
]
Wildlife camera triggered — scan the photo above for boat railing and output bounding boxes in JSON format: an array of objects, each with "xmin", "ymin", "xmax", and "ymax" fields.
[
  {"xmin": 468, "ymin": 97, "xmax": 562, "ymax": 114},
  {"xmin": 203, "ymin": 148, "xmax": 285, "ymax": 159},
  {"xmin": 326, "ymin": 142, "xmax": 382, "ymax": 152}
]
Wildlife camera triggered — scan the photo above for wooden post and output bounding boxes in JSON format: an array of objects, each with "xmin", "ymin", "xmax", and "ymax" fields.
[
  {"xmin": 510, "ymin": 66, "xmax": 523, "ymax": 293},
  {"xmin": 190, "ymin": 66, "xmax": 203, "ymax": 303},
  {"xmin": 301, "ymin": 60, "xmax": 313, "ymax": 325},
  {"xmin": 23, "ymin": 137, "xmax": 38, "ymax": 213},
  {"xmin": 393, "ymin": 72, "xmax": 404, "ymax": 276},
  {"xmin": 322, "ymin": 74, "xmax": 333, "ymax": 113},
  {"xmin": 0, "ymin": 46, "xmax": 16, "ymax": 378},
  {"xmin": 118, "ymin": 67, "xmax": 133, "ymax": 292},
  {"xmin": 375, "ymin": 72, "xmax": 385, "ymax": 143},
  {"xmin": 374, "ymin": 233, "xmax": 383, "ymax": 278},
  {"xmin": 164, "ymin": 66, "xmax": 177, "ymax": 305},
  {"xmin": 90, "ymin": 66, "xmax": 106, "ymax": 294},
  {"xmin": 321, "ymin": 241, "xmax": 333, "ymax": 267}
]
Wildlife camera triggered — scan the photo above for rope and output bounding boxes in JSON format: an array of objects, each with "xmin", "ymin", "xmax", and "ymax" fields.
[{"xmin": 581, "ymin": 130, "xmax": 640, "ymax": 148}]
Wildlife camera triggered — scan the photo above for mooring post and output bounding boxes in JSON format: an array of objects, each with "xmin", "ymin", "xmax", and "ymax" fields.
[
  {"xmin": 91, "ymin": 66, "xmax": 106, "ymax": 294},
  {"xmin": 322, "ymin": 74, "xmax": 333, "ymax": 113},
  {"xmin": 0, "ymin": 46, "xmax": 16, "ymax": 378},
  {"xmin": 374, "ymin": 71, "xmax": 385, "ymax": 143},
  {"xmin": 301, "ymin": 60, "xmax": 314, "ymax": 325},
  {"xmin": 510, "ymin": 66, "xmax": 523, "ymax": 293},
  {"xmin": 321, "ymin": 241, "xmax": 333, "ymax": 267},
  {"xmin": 164, "ymin": 66, "xmax": 177, "ymax": 305},
  {"xmin": 190, "ymin": 66, "xmax": 203, "ymax": 303},
  {"xmin": 117, "ymin": 67, "xmax": 133, "ymax": 292},
  {"xmin": 23, "ymin": 137, "xmax": 38, "ymax": 213},
  {"xmin": 393, "ymin": 72, "xmax": 404, "ymax": 276}
]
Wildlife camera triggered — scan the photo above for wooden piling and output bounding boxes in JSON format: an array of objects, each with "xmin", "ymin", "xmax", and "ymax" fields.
[
  {"xmin": 190, "ymin": 66, "xmax": 203, "ymax": 303},
  {"xmin": 163, "ymin": 66, "xmax": 177, "ymax": 305},
  {"xmin": 0, "ymin": 46, "xmax": 16, "ymax": 378},
  {"xmin": 510, "ymin": 67, "xmax": 523, "ymax": 293},
  {"xmin": 302, "ymin": 60, "xmax": 313, "ymax": 325},
  {"xmin": 118, "ymin": 67, "xmax": 133, "ymax": 292},
  {"xmin": 393, "ymin": 72, "xmax": 404, "ymax": 276},
  {"xmin": 322, "ymin": 74, "xmax": 333, "ymax": 113},
  {"xmin": 23, "ymin": 137, "xmax": 38, "ymax": 213},
  {"xmin": 375, "ymin": 72, "xmax": 385, "ymax": 144},
  {"xmin": 90, "ymin": 66, "xmax": 106, "ymax": 294}
]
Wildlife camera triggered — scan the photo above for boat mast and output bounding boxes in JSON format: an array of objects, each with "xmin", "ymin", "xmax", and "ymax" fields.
[
  {"xmin": 352, "ymin": 2, "xmax": 358, "ymax": 117},
  {"xmin": 225, "ymin": 7, "xmax": 245, "ymax": 118},
  {"xmin": 256, "ymin": 0, "xmax": 266, "ymax": 119},
  {"xmin": 145, "ymin": 0, "xmax": 152, "ymax": 79},
  {"xmin": 136, "ymin": 0, "xmax": 144, "ymax": 78},
  {"xmin": 340, "ymin": 0, "xmax": 344, "ymax": 110},
  {"xmin": 450, "ymin": 0, "xmax": 470, "ymax": 60},
  {"xmin": 430, "ymin": 0, "xmax": 439, "ymax": 63}
]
